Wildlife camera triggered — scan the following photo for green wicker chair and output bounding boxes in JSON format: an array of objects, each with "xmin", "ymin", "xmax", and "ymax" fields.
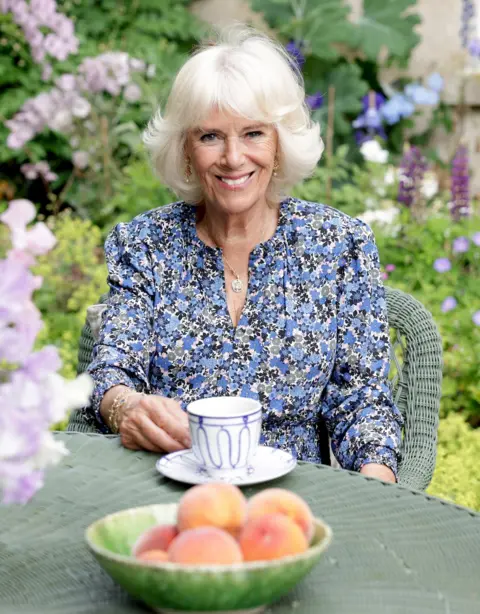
[{"xmin": 67, "ymin": 286, "xmax": 443, "ymax": 491}]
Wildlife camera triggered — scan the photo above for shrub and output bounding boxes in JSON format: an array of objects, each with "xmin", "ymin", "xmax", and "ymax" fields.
[
  {"xmin": 428, "ymin": 413, "xmax": 480, "ymax": 511},
  {"xmin": 34, "ymin": 212, "xmax": 108, "ymax": 379}
]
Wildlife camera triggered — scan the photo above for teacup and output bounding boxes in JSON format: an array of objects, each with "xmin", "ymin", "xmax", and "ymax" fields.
[{"xmin": 187, "ymin": 396, "xmax": 262, "ymax": 474}]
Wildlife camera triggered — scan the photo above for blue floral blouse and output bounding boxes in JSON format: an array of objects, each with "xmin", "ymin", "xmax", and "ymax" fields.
[{"xmin": 87, "ymin": 197, "xmax": 403, "ymax": 475}]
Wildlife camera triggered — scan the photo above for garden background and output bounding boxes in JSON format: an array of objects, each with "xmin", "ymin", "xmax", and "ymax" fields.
[{"xmin": 0, "ymin": 0, "xmax": 479, "ymax": 509}]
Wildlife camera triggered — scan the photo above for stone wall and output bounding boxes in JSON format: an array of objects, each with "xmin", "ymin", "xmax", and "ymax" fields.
[{"xmin": 190, "ymin": 0, "xmax": 480, "ymax": 194}]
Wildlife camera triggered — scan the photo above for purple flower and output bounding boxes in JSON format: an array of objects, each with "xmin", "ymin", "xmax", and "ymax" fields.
[
  {"xmin": 451, "ymin": 145, "xmax": 471, "ymax": 220},
  {"xmin": 397, "ymin": 146, "xmax": 428, "ymax": 208},
  {"xmin": 433, "ymin": 258, "xmax": 451, "ymax": 273},
  {"xmin": 385, "ymin": 264, "xmax": 396, "ymax": 272},
  {"xmin": 306, "ymin": 92, "xmax": 324, "ymax": 111},
  {"xmin": 441, "ymin": 297, "xmax": 457, "ymax": 313},
  {"xmin": 473, "ymin": 310, "xmax": 480, "ymax": 326},
  {"xmin": 285, "ymin": 40, "xmax": 305, "ymax": 70},
  {"xmin": 472, "ymin": 231, "xmax": 480, "ymax": 246},
  {"xmin": 361, "ymin": 92, "xmax": 386, "ymax": 111},
  {"xmin": 452, "ymin": 236, "xmax": 469, "ymax": 253},
  {"xmin": 461, "ymin": 0, "xmax": 475, "ymax": 48},
  {"xmin": 468, "ymin": 38, "xmax": 480, "ymax": 56}
]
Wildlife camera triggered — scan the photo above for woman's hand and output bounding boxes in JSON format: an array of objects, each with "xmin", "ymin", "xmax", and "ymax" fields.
[
  {"xmin": 360, "ymin": 463, "xmax": 396, "ymax": 483},
  {"xmin": 118, "ymin": 393, "xmax": 191, "ymax": 454}
]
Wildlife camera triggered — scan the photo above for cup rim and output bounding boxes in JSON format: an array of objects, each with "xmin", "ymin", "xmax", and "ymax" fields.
[{"xmin": 187, "ymin": 396, "xmax": 261, "ymax": 418}]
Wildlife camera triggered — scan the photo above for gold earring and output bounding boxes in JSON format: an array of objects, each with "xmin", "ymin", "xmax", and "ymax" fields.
[
  {"xmin": 185, "ymin": 158, "xmax": 192, "ymax": 183},
  {"xmin": 273, "ymin": 158, "xmax": 279, "ymax": 177}
]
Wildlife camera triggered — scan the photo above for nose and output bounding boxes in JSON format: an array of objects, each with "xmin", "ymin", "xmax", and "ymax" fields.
[{"xmin": 222, "ymin": 136, "xmax": 245, "ymax": 169}]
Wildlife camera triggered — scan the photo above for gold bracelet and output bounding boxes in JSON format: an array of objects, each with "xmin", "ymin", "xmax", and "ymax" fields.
[{"xmin": 108, "ymin": 389, "xmax": 142, "ymax": 434}]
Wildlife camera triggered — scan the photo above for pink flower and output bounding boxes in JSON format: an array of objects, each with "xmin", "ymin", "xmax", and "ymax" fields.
[
  {"xmin": 385, "ymin": 264, "xmax": 396, "ymax": 272},
  {"xmin": 123, "ymin": 83, "xmax": 141, "ymax": 103}
]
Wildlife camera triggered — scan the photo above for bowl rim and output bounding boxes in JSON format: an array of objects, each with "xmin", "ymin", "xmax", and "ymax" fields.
[{"xmin": 85, "ymin": 502, "xmax": 333, "ymax": 573}]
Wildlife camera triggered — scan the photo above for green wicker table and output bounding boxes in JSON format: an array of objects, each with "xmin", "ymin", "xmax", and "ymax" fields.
[{"xmin": 1, "ymin": 433, "xmax": 479, "ymax": 614}]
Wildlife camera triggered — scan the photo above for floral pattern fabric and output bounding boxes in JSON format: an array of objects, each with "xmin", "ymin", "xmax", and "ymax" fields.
[{"xmin": 87, "ymin": 198, "xmax": 403, "ymax": 475}]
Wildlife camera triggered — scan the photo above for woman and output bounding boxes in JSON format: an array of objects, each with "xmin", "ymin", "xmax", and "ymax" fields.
[{"xmin": 87, "ymin": 27, "xmax": 403, "ymax": 483}]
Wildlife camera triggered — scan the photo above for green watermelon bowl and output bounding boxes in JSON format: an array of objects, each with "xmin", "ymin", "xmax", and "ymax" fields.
[{"xmin": 85, "ymin": 503, "xmax": 333, "ymax": 613}]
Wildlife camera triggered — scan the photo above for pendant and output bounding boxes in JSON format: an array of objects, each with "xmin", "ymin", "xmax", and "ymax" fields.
[{"xmin": 231, "ymin": 278, "xmax": 243, "ymax": 293}]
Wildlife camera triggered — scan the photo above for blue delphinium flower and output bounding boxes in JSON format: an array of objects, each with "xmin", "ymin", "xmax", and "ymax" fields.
[
  {"xmin": 353, "ymin": 91, "xmax": 387, "ymax": 142},
  {"xmin": 381, "ymin": 94, "xmax": 415, "ymax": 125},
  {"xmin": 285, "ymin": 40, "xmax": 305, "ymax": 70},
  {"xmin": 306, "ymin": 92, "xmax": 324, "ymax": 110},
  {"xmin": 404, "ymin": 83, "xmax": 439, "ymax": 106},
  {"xmin": 426, "ymin": 72, "xmax": 444, "ymax": 93}
]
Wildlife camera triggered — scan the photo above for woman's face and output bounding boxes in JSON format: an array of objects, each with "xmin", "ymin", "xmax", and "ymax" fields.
[{"xmin": 185, "ymin": 108, "xmax": 278, "ymax": 215}]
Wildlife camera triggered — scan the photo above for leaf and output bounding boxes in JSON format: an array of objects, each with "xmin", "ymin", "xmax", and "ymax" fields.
[
  {"xmin": 251, "ymin": 0, "xmax": 353, "ymax": 61},
  {"xmin": 307, "ymin": 63, "xmax": 368, "ymax": 135},
  {"xmin": 351, "ymin": 0, "xmax": 421, "ymax": 64}
]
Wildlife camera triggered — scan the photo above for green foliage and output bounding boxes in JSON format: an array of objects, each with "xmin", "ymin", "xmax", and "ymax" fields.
[
  {"xmin": 427, "ymin": 413, "xmax": 480, "ymax": 511},
  {"xmin": 374, "ymin": 211, "xmax": 480, "ymax": 425},
  {"xmin": 34, "ymin": 212, "xmax": 108, "ymax": 378},
  {"xmin": 293, "ymin": 144, "xmax": 395, "ymax": 218},
  {"xmin": 250, "ymin": 0, "xmax": 421, "ymax": 148},
  {"xmin": 352, "ymin": 0, "xmax": 421, "ymax": 65},
  {"xmin": 98, "ymin": 155, "xmax": 175, "ymax": 232},
  {"xmin": 308, "ymin": 63, "xmax": 368, "ymax": 136}
]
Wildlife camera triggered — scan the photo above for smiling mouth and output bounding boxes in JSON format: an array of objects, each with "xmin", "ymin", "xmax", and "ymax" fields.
[{"xmin": 216, "ymin": 171, "xmax": 255, "ymax": 187}]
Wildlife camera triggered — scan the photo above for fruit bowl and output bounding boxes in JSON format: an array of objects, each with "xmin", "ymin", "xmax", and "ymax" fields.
[{"xmin": 85, "ymin": 503, "xmax": 333, "ymax": 613}]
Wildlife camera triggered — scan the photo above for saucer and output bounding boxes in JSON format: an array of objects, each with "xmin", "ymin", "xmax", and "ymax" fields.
[{"xmin": 155, "ymin": 446, "xmax": 297, "ymax": 486}]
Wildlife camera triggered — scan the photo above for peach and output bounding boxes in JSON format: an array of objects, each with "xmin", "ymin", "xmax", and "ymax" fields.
[
  {"xmin": 136, "ymin": 549, "xmax": 169, "ymax": 563},
  {"xmin": 246, "ymin": 488, "xmax": 315, "ymax": 543},
  {"xmin": 168, "ymin": 526, "xmax": 243, "ymax": 565},
  {"xmin": 177, "ymin": 483, "xmax": 247, "ymax": 537},
  {"xmin": 132, "ymin": 524, "xmax": 178, "ymax": 557},
  {"xmin": 238, "ymin": 513, "xmax": 308, "ymax": 562}
]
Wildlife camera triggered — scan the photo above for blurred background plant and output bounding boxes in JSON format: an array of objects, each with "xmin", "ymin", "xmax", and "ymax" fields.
[{"xmin": 0, "ymin": 0, "xmax": 478, "ymax": 510}]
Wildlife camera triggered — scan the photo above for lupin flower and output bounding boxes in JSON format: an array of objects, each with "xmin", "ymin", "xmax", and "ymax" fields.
[
  {"xmin": 450, "ymin": 145, "xmax": 471, "ymax": 220},
  {"xmin": 472, "ymin": 232, "xmax": 480, "ymax": 246},
  {"xmin": 397, "ymin": 145, "xmax": 428, "ymax": 208},
  {"xmin": 461, "ymin": 0, "xmax": 475, "ymax": 48}
]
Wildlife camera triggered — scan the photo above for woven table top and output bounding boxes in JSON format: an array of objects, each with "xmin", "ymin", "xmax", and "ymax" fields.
[{"xmin": 0, "ymin": 432, "xmax": 479, "ymax": 614}]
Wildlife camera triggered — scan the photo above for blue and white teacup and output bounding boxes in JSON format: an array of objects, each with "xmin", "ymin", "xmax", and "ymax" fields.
[{"xmin": 187, "ymin": 396, "xmax": 262, "ymax": 474}]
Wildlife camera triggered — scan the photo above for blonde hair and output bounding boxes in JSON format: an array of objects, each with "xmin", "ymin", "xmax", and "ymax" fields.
[{"xmin": 143, "ymin": 25, "xmax": 324, "ymax": 203}]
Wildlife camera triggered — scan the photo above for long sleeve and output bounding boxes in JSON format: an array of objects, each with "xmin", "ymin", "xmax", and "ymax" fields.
[
  {"xmin": 321, "ymin": 219, "xmax": 403, "ymax": 476},
  {"xmin": 87, "ymin": 221, "xmax": 156, "ymax": 431}
]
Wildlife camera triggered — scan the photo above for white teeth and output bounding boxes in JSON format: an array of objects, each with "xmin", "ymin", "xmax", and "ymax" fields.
[{"xmin": 221, "ymin": 174, "xmax": 251, "ymax": 186}]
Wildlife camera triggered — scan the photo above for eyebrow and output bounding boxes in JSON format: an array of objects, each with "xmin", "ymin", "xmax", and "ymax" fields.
[{"xmin": 193, "ymin": 123, "xmax": 267, "ymax": 135}]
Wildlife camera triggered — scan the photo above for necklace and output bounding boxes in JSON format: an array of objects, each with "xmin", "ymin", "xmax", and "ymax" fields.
[{"xmin": 205, "ymin": 217, "xmax": 269, "ymax": 294}]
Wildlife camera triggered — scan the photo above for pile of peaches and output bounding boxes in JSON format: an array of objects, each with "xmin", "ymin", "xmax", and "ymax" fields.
[{"xmin": 133, "ymin": 483, "xmax": 316, "ymax": 565}]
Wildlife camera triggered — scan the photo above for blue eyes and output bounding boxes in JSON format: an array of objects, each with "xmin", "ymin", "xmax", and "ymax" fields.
[{"xmin": 199, "ymin": 131, "xmax": 263, "ymax": 143}]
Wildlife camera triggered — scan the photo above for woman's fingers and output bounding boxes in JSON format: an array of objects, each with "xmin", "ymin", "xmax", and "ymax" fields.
[{"xmin": 144, "ymin": 396, "xmax": 191, "ymax": 447}]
